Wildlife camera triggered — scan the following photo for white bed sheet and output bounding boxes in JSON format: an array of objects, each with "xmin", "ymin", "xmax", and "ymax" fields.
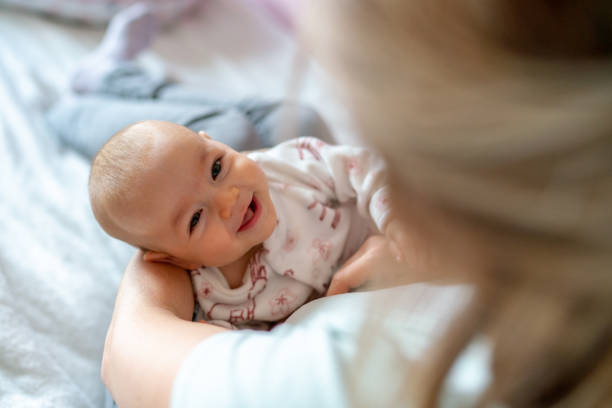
[{"xmin": 0, "ymin": 1, "xmax": 354, "ymax": 406}]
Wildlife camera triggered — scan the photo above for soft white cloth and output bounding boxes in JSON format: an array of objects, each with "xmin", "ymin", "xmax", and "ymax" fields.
[
  {"xmin": 0, "ymin": 10, "xmax": 133, "ymax": 407},
  {"xmin": 191, "ymin": 137, "xmax": 391, "ymax": 328}
]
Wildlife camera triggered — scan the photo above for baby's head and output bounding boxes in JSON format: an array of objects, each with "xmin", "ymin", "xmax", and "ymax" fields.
[{"xmin": 89, "ymin": 120, "xmax": 277, "ymax": 270}]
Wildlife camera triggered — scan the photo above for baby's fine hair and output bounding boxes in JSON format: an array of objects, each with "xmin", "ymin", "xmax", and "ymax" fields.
[{"xmin": 88, "ymin": 121, "xmax": 158, "ymax": 240}]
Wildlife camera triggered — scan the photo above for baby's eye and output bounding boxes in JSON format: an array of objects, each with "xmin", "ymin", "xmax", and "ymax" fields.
[
  {"xmin": 190, "ymin": 209, "xmax": 202, "ymax": 233},
  {"xmin": 211, "ymin": 158, "xmax": 222, "ymax": 180}
]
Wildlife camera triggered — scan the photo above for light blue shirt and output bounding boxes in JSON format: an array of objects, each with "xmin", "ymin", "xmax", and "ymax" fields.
[{"xmin": 171, "ymin": 284, "xmax": 490, "ymax": 408}]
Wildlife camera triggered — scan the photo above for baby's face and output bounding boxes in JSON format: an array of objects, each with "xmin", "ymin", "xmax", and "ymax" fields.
[{"xmin": 120, "ymin": 125, "xmax": 277, "ymax": 268}]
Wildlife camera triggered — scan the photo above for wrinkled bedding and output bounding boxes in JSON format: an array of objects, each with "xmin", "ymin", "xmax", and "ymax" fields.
[{"xmin": 0, "ymin": 1, "xmax": 352, "ymax": 406}]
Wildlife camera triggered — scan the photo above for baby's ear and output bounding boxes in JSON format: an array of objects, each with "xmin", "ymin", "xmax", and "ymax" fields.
[
  {"xmin": 198, "ymin": 130, "xmax": 211, "ymax": 140},
  {"xmin": 142, "ymin": 250, "xmax": 200, "ymax": 270}
]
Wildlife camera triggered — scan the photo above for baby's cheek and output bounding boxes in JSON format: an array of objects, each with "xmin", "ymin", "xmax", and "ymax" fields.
[{"xmin": 204, "ymin": 230, "xmax": 241, "ymax": 264}]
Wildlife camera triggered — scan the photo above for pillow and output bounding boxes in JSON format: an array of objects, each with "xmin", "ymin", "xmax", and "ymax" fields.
[{"xmin": 0, "ymin": 0, "xmax": 202, "ymax": 26}]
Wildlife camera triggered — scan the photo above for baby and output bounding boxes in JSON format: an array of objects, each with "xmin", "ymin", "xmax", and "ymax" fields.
[{"xmin": 89, "ymin": 120, "xmax": 391, "ymax": 329}]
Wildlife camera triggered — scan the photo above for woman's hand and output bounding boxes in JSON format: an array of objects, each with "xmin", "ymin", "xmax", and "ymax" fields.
[
  {"xmin": 326, "ymin": 219, "xmax": 441, "ymax": 296},
  {"xmin": 102, "ymin": 251, "xmax": 227, "ymax": 408},
  {"xmin": 326, "ymin": 235, "xmax": 392, "ymax": 296}
]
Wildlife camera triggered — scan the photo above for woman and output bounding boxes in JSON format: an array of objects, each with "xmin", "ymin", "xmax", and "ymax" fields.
[{"xmin": 102, "ymin": 1, "xmax": 612, "ymax": 407}]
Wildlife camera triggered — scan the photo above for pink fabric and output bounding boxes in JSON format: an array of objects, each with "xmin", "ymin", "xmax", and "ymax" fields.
[
  {"xmin": 246, "ymin": 0, "xmax": 302, "ymax": 31},
  {"xmin": 0, "ymin": 0, "xmax": 202, "ymax": 25}
]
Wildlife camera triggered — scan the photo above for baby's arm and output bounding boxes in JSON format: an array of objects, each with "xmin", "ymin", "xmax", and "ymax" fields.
[
  {"xmin": 254, "ymin": 137, "xmax": 392, "ymax": 230},
  {"xmin": 315, "ymin": 139, "xmax": 391, "ymax": 231}
]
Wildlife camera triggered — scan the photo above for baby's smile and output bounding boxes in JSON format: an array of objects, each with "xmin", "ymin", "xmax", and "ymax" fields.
[{"xmin": 238, "ymin": 195, "xmax": 260, "ymax": 232}]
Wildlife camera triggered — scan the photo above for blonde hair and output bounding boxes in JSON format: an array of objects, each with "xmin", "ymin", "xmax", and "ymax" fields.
[
  {"xmin": 88, "ymin": 121, "xmax": 157, "ymax": 242},
  {"xmin": 302, "ymin": 0, "xmax": 612, "ymax": 406}
]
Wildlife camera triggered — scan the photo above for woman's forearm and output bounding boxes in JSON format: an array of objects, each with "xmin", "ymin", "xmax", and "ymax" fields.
[{"xmin": 102, "ymin": 252, "xmax": 228, "ymax": 408}]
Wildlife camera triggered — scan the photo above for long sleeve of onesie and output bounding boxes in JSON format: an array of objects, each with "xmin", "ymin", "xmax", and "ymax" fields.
[
  {"xmin": 254, "ymin": 137, "xmax": 391, "ymax": 232},
  {"xmin": 191, "ymin": 137, "xmax": 391, "ymax": 328}
]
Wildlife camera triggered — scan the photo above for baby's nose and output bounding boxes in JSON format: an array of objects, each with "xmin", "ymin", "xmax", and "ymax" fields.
[{"xmin": 218, "ymin": 187, "xmax": 240, "ymax": 219}]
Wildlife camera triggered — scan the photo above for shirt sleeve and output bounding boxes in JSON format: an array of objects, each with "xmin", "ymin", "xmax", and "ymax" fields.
[
  {"xmin": 170, "ymin": 325, "xmax": 352, "ymax": 408},
  {"xmin": 170, "ymin": 285, "xmax": 481, "ymax": 408},
  {"xmin": 251, "ymin": 138, "xmax": 392, "ymax": 232},
  {"xmin": 317, "ymin": 140, "xmax": 391, "ymax": 232}
]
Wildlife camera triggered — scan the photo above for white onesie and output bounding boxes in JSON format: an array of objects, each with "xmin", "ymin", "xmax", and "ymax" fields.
[{"xmin": 191, "ymin": 137, "xmax": 391, "ymax": 329}]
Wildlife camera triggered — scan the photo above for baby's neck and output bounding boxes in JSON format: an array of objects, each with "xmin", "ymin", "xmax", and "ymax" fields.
[{"xmin": 218, "ymin": 245, "xmax": 262, "ymax": 289}]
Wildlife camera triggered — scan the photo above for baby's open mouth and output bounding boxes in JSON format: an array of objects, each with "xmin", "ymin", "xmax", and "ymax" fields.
[{"xmin": 238, "ymin": 196, "xmax": 259, "ymax": 231}]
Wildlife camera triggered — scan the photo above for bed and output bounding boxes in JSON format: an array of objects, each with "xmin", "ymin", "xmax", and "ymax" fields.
[{"xmin": 0, "ymin": 1, "xmax": 357, "ymax": 406}]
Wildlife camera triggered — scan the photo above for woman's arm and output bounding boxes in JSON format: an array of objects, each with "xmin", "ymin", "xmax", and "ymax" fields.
[{"xmin": 101, "ymin": 251, "xmax": 228, "ymax": 408}]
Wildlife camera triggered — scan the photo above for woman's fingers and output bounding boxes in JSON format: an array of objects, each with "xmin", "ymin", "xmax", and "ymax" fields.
[
  {"xmin": 326, "ymin": 235, "xmax": 388, "ymax": 296},
  {"xmin": 326, "ymin": 262, "xmax": 361, "ymax": 296},
  {"xmin": 326, "ymin": 259, "xmax": 367, "ymax": 296}
]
